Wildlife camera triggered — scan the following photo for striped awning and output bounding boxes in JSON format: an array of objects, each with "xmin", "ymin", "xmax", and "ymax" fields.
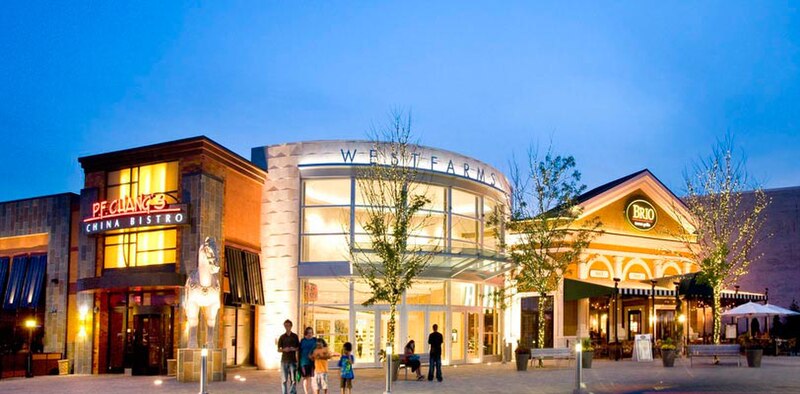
[
  {"xmin": 619, "ymin": 287, "xmax": 676, "ymax": 297},
  {"xmin": 721, "ymin": 290, "xmax": 767, "ymax": 301}
]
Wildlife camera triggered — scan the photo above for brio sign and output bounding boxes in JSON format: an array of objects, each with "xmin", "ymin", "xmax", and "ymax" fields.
[
  {"xmin": 625, "ymin": 199, "xmax": 657, "ymax": 231},
  {"xmin": 83, "ymin": 193, "xmax": 188, "ymax": 235}
]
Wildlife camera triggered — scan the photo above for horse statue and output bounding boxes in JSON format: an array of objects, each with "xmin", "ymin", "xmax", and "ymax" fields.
[{"xmin": 185, "ymin": 236, "xmax": 221, "ymax": 348}]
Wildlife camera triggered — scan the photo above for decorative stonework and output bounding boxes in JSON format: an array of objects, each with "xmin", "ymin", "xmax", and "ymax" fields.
[
  {"xmin": 0, "ymin": 193, "xmax": 77, "ymax": 360},
  {"xmin": 176, "ymin": 348, "xmax": 226, "ymax": 382}
]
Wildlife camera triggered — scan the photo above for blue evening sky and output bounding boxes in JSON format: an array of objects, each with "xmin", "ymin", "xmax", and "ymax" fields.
[{"xmin": 1, "ymin": 2, "xmax": 798, "ymax": 201}]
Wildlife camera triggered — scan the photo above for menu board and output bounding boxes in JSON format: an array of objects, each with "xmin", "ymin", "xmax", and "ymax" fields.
[{"xmin": 632, "ymin": 334, "xmax": 653, "ymax": 362}]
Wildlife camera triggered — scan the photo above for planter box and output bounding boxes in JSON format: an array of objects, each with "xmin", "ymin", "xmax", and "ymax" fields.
[
  {"xmin": 746, "ymin": 349, "xmax": 763, "ymax": 368},
  {"xmin": 516, "ymin": 353, "xmax": 530, "ymax": 371},
  {"xmin": 661, "ymin": 349, "xmax": 676, "ymax": 367},
  {"xmin": 581, "ymin": 351, "xmax": 593, "ymax": 369}
]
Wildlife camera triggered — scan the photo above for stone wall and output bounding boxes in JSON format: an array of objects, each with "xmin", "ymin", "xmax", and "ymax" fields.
[
  {"xmin": 0, "ymin": 193, "xmax": 78, "ymax": 357},
  {"xmin": 737, "ymin": 187, "xmax": 800, "ymax": 308}
]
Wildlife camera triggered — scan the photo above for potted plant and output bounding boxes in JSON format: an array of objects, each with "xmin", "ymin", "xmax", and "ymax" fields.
[
  {"xmin": 580, "ymin": 338, "xmax": 594, "ymax": 369},
  {"xmin": 744, "ymin": 338, "xmax": 763, "ymax": 368},
  {"xmin": 515, "ymin": 342, "xmax": 531, "ymax": 371},
  {"xmin": 660, "ymin": 338, "xmax": 677, "ymax": 367}
]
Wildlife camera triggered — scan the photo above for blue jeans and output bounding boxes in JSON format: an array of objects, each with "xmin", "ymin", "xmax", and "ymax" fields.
[
  {"xmin": 427, "ymin": 353, "xmax": 442, "ymax": 381},
  {"xmin": 281, "ymin": 361, "xmax": 297, "ymax": 394}
]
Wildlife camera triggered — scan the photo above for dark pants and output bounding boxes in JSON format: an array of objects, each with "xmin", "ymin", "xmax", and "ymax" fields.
[{"xmin": 427, "ymin": 353, "xmax": 442, "ymax": 381}]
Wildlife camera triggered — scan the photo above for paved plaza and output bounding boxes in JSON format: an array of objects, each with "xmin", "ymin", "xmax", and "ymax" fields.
[{"xmin": 2, "ymin": 357, "xmax": 800, "ymax": 393}]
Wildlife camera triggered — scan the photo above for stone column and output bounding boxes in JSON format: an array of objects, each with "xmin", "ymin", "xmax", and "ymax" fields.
[
  {"xmin": 257, "ymin": 144, "xmax": 301, "ymax": 369},
  {"xmin": 75, "ymin": 188, "xmax": 98, "ymax": 374},
  {"xmin": 180, "ymin": 172, "xmax": 224, "ymax": 349}
]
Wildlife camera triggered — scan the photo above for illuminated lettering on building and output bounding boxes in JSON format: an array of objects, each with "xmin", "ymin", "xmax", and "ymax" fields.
[
  {"xmin": 83, "ymin": 193, "xmax": 188, "ymax": 234},
  {"xmin": 338, "ymin": 147, "xmax": 501, "ymax": 188},
  {"xmin": 625, "ymin": 199, "xmax": 657, "ymax": 231}
]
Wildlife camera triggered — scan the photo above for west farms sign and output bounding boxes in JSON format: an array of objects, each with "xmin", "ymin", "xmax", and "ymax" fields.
[{"xmin": 83, "ymin": 193, "xmax": 187, "ymax": 235}]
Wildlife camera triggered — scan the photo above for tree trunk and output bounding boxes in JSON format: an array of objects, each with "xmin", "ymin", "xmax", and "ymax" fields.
[
  {"xmin": 537, "ymin": 293, "xmax": 548, "ymax": 349},
  {"xmin": 388, "ymin": 302, "xmax": 397, "ymax": 353},
  {"xmin": 712, "ymin": 285, "xmax": 722, "ymax": 344}
]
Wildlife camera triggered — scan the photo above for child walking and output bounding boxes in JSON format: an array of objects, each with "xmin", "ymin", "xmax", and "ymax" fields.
[{"xmin": 337, "ymin": 342, "xmax": 355, "ymax": 394}]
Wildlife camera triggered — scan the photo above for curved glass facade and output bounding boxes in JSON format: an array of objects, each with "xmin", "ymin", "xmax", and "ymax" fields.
[
  {"xmin": 298, "ymin": 170, "xmax": 509, "ymax": 366},
  {"xmin": 300, "ymin": 177, "xmax": 503, "ymax": 263}
]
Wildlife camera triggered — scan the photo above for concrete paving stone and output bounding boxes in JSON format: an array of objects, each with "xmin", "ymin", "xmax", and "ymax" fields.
[{"xmin": 1, "ymin": 357, "xmax": 800, "ymax": 393}]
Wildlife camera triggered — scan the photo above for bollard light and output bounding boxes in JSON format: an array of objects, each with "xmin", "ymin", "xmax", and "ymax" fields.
[
  {"xmin": 200, "ymin": 347, "xmax": 209, "ymax": 394},
  {"xmin": 574, "ymin": 342, "xmax": 584, "ymax": 394},
  {"xmin": 384, "ymin": 342, "xmax": 393, "ymax": 394}
]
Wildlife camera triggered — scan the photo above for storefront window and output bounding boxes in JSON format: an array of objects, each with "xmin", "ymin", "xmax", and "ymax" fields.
[
  {"xmin": 104, "ymin": 228, "xmax": 177, "ymax": 268},
  {"xmin": 406, "ymin": 280, "xmax": 446, "ymax": 305},
  {"xmin": 107, "ymin": 161, "xmax": 178, "ymax": 200},
  {"xmin": 304, "ymin": 178, "xmax": 351, "ymax": 206},
  {"xmin": 451, "ymin": 282, "xmax": 478, "ymax": 306},
  {"xmin": 483, "ymin": 309, "xmax": 499, "ymax": 356},
  {"xmin": 451, "ymin": 189, "xmax": 478, "ymax": 217},
  {"xmin": 302, "ymin": 179, "xmax": 351, "ymax": 262},
  {"xmin": 301, "ymin": 279, "xmax": 350, "ymax": 305},
  {"xmin": 353, "ymin": 279, "xmax": 387, "ymax": 305},
  {"xmin": 305, "ymin": 306, "xmax": 350, "ymax": 355}
]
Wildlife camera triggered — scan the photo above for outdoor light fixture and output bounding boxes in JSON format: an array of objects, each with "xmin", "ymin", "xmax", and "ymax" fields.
[
  {"xmin": 25, "ymin": 319, "xmax": 36, "ymax": 378},
  {"xmin": 154, "ymin": 379, "xmax": 163, "ymax": 386},
  {"xmin": 678, "ymin": 314, "xmax": 686, "ymax": 323},
  {"xmin": 574, "ymin": 342, "xmax": 584, "ymax": 394},
  {"xmin": 384, "ymin": 342, "xmax": 393, "ymax": 394},
  {"xmin": 200, "ymin": 347, "xmax": 209, "ymax": 394}
]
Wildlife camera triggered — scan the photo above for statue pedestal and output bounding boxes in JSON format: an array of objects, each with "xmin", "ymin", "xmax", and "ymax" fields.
[{"xmin": 176, "ymin": 348, "xmax": 226, "ymax": 382}]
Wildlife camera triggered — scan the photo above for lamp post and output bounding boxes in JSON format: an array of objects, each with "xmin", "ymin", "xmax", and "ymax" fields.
[
  {"xmin": 25, "ymin": 319, "xmax": 36, "ymax": 378},
  {"xmin": 650, "ymin": 279, "xmax": 657, "ymax": 346},
  {"xmin": 573, "ymin": 342, "xmax": 585, "ymax": 394},
  {"xmin": 613, "ymin": 277, "xmax": 620, "ymax": 361},
  {"xmin": 384, "ymin": 342, "xmax": 393, "ymax": 394}
]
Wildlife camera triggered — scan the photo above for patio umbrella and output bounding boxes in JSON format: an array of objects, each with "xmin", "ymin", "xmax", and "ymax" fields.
[
  {"xmin": 721, "ymin": 301, "xmax": 772, "ymax": 317},
  {"xmin": 722, "ymin": 301, "xmax": 774, "ymax": 337},
  {"xmin": 763, "ymin": 304, "xmax": 800, "ymax": 316}
]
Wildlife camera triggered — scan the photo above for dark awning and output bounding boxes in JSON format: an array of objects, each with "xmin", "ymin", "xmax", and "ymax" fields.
[
  {"xmin": 0, "ymin": 257, "xmax": 9, "ymax": 300},
  {"xmin": 677, "ymin": 273, "xmax": 766, "ymax": 301},
  {"xmin": 3, "ymin": 255, "xmax": 28, "ymax": 310},
  {"xmin": 224, "ymin": 247, "xmax": 265, "ymax": 306},
  {"xmin": 20, "ymin": 254, "xmax": 47, "ymax": 308},
  {"xmin": 563, "ymin": 278, "xmax": 615, "ymax": 301}
]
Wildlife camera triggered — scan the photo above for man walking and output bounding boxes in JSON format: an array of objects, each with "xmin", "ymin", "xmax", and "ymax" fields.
[
  {"xmin": 278, "ymin": 319, "xmax": 301, "ymax": 394},
  {"xmin": 427, "ymin": 324, "xmax": 444, "ymax": 382}
]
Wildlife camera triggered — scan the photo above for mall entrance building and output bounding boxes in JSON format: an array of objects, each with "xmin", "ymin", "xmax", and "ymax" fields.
[{"xmin": 252, "ymin": 141, "xmax": 514, "ymax": 368}]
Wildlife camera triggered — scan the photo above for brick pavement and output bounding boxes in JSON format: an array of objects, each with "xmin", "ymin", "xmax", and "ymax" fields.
[{"xmin": 2, "ymin": 357, "xmax": 800, "ymax": 393}]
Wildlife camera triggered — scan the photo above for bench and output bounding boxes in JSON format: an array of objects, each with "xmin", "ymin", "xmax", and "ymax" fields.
[
  {"xmin": 687, "ymin": 344, "xmax": 741, "ymax": 367},
  {"xmin": 530, "ymin": 347, "xmax": 574, "ymax": 367},
  {"xmin": 398, "ymin": 354, "xmax": 430, "ymax": 380}
]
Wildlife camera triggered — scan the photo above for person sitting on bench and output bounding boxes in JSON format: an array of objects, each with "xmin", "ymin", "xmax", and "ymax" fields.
[{"xmin": 402, "ymin": 340, "xmax": 424, "ymax": 381}]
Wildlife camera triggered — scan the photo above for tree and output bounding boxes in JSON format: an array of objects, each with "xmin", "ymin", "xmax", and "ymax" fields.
[
  {"xmin": 503, "ymin": 144, "xmax": 601, "ymax": 351},
  {"xmin": 678, "ymin": 137, "xmax": 770, "ymax": 344},
  {"xmin": 350, "ymin": 112, "xmax": 438, "ymax": 354}
]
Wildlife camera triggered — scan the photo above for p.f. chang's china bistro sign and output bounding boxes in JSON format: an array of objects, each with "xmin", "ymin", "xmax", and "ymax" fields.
[
  {"xmin": 625, "ymin": 199, "xmax": 657, "ymax": 231},
  {"xmin": 83, "ymin": 193, "xmax": 188, "ymax": 235}
]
